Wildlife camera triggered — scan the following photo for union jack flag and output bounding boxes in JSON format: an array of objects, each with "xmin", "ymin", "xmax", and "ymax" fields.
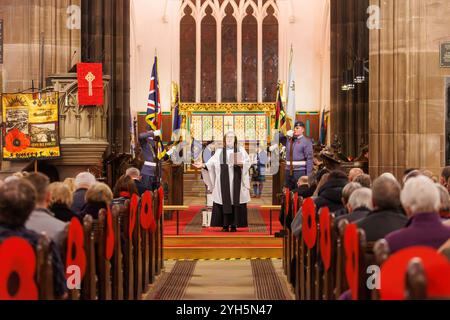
[{"xmin": 146, "ymin": 56, "xmax": 162, "ymax": 131}]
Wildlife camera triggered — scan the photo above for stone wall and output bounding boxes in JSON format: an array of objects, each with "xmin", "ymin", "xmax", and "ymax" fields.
[{"xmin": 369, "ymin": 0, "xmax": 450, "ymax": 178}]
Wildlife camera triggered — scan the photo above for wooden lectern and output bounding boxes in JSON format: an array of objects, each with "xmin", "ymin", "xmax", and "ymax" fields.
[
  {"xmin": 161, "ymin": 162, "xmax": 184, "ymax": 219},
  {"xmin": 272, "ymin": 160, "xmax": 286, "ymax": 205}
]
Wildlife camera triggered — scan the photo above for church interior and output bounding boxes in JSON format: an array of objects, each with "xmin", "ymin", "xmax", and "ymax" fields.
[{"xmin": 0, "ymin": 0, "xmax": 450, "ymax": 304}]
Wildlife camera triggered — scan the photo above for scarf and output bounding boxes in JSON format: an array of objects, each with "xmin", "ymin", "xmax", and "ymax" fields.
[{"xmin": 220, "ymin": 141, "xmax": 242, "ymax": 215}]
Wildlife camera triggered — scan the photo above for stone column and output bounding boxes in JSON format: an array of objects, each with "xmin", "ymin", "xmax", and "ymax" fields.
[{"xmin": 369, "ymin": 0, "xmax": 450, "ymax": 178}]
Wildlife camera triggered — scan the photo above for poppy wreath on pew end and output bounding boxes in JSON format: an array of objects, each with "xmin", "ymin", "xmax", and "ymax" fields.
[
  {"xmin": 380, "ymin": 246, "xmax": 450, "ymax": 300},
  {"xmin": 140, "ymin": 191, "xmax": 156, "ymax": 232},
  {"xmin": 284, "ymin": 188, "xmax": 290, "ymax": 218},
  {"xmin": 0, "ymin": 237, "xmax": 38, "ymax": 300},
  {"xmin": 319, "ymin": 207, "xmax": 332, "ymax": 271},
  {"xmin": 66, "ymin": 217, "xmax": 87, "ymax": 280},
  {"xmin": 302, "ymin": 198, "xmax": 317, "ymax": 249},
  {"xmin": 129, "ymin": 193, "xmax": 139, "ymax": 240},
  {"xmin": 157, "ymin": 186, "xmax": 164, "ymax": 220},
  {"xmin": 344, "ymin": 223, "xmax": 359, "ymax": 300},
  {"xmin": 105, "ymin": 207, "xmax": 115, "ymax": 260}
]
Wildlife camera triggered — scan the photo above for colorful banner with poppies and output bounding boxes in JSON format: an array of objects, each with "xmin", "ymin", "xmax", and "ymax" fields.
[{"xmin": 1, "ymin": 92, "xmax": 61, "ymax": 160}]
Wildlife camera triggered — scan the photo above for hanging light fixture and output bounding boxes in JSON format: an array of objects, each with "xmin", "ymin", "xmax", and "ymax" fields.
[
  {"xmin": 341, "ymin": 70, "xmax": 349, "ymax": 91},
  {"xmin": 354, "ymin": 58, "xmax": 365, "ymax": 83},
  {"xmin": 347, "ymin": 69, "xmax": 355, "ymax": 90}
]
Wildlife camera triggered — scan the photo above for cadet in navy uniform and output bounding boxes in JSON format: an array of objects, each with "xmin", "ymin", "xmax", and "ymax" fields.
[
  {"xmin": 138, "ymin": 129, "xmax": 162, "ymax": 191},
  {"xmin": 271, "ymin": 121, "xmax": 314, "ymax": 191}
]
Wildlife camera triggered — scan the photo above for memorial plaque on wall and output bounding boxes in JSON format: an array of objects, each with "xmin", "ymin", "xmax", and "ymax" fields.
[
  {"xmin": 0, "ymin": 20, "xmax": 3, "ymax": 64},
  {"xmin": 440, "ymin": 42, "xmax": 450, "ymax": 68}
]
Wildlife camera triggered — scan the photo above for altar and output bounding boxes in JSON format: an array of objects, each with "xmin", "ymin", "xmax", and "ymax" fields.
[{"xmin": 180, "ymin": 102, "xmax": 276, "ymax": 143}]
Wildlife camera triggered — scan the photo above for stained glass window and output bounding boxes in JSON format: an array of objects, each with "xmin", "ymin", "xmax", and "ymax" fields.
[{"xmin": 180, "ymin": 5, "xmax": 196, "ymax": 102}]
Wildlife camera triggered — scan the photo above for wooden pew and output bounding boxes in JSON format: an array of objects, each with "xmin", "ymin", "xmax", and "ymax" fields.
[
  {"xmin": 119, "ymin": 200, "xmax": 134, "ymax": 300},
  {"xmin": 290, "ymin": 193, "xmax": 302, "ymax": 296},
  {"xmin": 320, "ymin": 211, "xmax": 336, "ymax": 300},
  {"xmin": 300, "ymin": 198, "xmax": 317, "ymax": 300},
  {"xmin": 155, "ymin": 187, "xmax": 164, "ymax": 276},
  {"xmin": 405, "ymin": 258, "xmax": 427, "ymax": 300},
  {"xmin": 371, "ymin": 239, "xmax": 390, "ymax": 300},
  {"xmin": 335, "ymin": 219, "xmax": 349, "ymax": 298},
  {"xmin": 95, "ymin": 209, "xmax": 112, "ymax": 300},
  {"xmin": 82, "ymin": 215, "xmax": 97, "ymax": 300},
  {"xmin": 133, "ymin": 198, "xmax": 143, "ymax": 300},
  {"xmin": 36, "ymin": 235, "xmax": 54, "ymax": 300},
  {"xmin": 111, "ymin": 205, "xmax": 124, "ymax": 300}
]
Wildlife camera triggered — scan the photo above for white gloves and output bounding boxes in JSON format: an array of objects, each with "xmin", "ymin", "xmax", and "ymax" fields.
[
  {"xmin": 167, "ymin": 146, "xmax": 176, "ymax": 156},
  {"xmin": 154, "ymin": 130, "xmax": 162, "ymax": 137},
  {"xmin": 269, "ymin": 144, "xmax": 278, "ymax": 152},
  {"xmin": 286, "ymin": 130, "xmax": 294, "ymax": 138}
]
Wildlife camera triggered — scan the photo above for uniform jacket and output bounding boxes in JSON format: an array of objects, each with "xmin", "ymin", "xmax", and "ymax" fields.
[
  {"xmin": 139, "ymin": 132, "xmax": 158, "ymax": 176},
  {"xmin": 281, "ymin": 134, "xmax": 314, "ymax": 175}
]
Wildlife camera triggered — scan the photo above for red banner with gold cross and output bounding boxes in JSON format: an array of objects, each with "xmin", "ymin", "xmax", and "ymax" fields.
[{"xmin": 77, "ymin": 63, "xmax": 103, "ymax": 106}]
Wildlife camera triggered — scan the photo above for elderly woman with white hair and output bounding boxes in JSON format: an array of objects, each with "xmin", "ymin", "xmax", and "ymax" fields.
[
  {"xmin": 71, "ymin": 172, "xmax": 97, "ymax": 214},
  {"xmin": 385, "ymin": 176, "xmax": 450, "ymax": 254}
]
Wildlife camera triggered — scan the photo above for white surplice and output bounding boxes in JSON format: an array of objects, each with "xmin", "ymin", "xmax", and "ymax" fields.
[{"xmin": 205, "ymin": 147, "xmax": 251, "ymax": 205}]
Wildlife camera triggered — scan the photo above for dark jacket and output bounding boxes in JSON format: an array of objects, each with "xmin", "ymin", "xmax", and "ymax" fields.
[
  {"xmin": 134, "ymin": 179, "xmax": 147, "ymax": 196},
  {"xmin": 314, "ymin": 178, "xmax": 348, "ymax": 213},
  {"xmin": 356, "ymin": 208, "xmax": 408, "ymax": 242},
  {"xmin": 386, "ymin": 212, "xmax": 450, "ymax": 254},
  {"xmin": 80, "ymin": 201, "xmax": 108, "ymax": 220},
  {"xmin": 71, "ymin": 188, "xmax": 87, "ymax": 214},
  {"xmin": 50, "ymin": 203, "xmax": 81, "ymax": 223},
  {"xmin": 335, "ymin": 207, "xmax": 371, "ymax": 231},
  {"xmin": 294, "ymin": 184, "xmax": 313, "ymax": 200}
]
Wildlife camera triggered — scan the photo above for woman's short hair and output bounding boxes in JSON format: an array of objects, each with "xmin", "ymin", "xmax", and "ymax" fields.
[
  {"xmin": 401, "ymin": 176, "xmax": 440, "ymax": 215},
  {"xmin": 85, "ymin": 182, "xmax": 113, "ymax": 205},
  {"xmin": 48, "ymin": 182, "xmax": 73, "ymax": 207},
  {"xmin": 113, "ymin": 175, "xmax": 138, "ymax": 198},
  {"xmin": 63, "ymin": 178, "xmax": 77, "ymax": 194}
]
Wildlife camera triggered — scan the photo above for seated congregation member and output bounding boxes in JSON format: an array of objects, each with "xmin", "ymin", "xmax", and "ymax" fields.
[
  {"xmin": 294, "ymin": 176, "xmax": 313, "ymax": 199},
  {"xmin": 71, "ymin": 172, "xmax": 97, "ymax": 214},
  {"xmin": 0, "ymin": 179, "xmax": 67, "ymax": 299},
  {"xmin": 436, "ymin": 184, "xmax": 450, "ymax": 220},
  {"xmin": 63, "ymin": 177, "xmax": 76, "ymax": 194},
  {"xmin": 195, "ymin": 131, "xmax": 251, "ymax": 233},
  {"xmin": 291, "ymin": 170, "xmax": 347, "ymax": 239},
  {"xmin": 314, "ymin": 169, "xmax": 348, "ymax": 213},
  {"xmin": 112, "ymin": 175, "xmax": 139, "ymax": 206},
  {"xmin": 126, "ymin": 167, "xmax": 146, "ymax": 196},
  {"xmin": 356, "ymin": 175, "xmax": 408, "ymax": 242},
  {"xmin": 348, "ymin": 168, "xmax": 364, "ymax": 182},
  {"xmin": 385, "ymin": 176, "xmax": 450, "ymax": 253},
  {"xmin": 440, "ymin": 166, "xmax": 450, "ymax": 192},
  {"xmin": 334, "ymin": 182, "xmax": 362, "ymax": 217},
  {"xmin": 25, "ymin": 173, "xmax": 67, "ymax": 246},
  {"xmin": 48, "ymin": 182, "xmax": 80, "ymax": 223},
  {"xmin": 80, "ymin": 183, "xmax": 114, "ymax": 219},
  {"xmin": 354, "ymin": 174, "xmax": 372, "ymax": 189},
  {"xmin": 335, "ymin": 188, "xmax": 373, "ymax": 226}
]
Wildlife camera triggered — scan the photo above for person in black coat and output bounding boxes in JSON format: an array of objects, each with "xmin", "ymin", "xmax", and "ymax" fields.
[
  {"xmin": 294, "ymin": 176, "xmax": 314, "ymax": 199},
  {"xmin": 71, "ymin": 172, "xmax": 97, "ymax": 214},
  {"xmin": 314, "ymin": 170, "xmax": 349, "ymax": 213},
  {"xmin": 80, "ymin": 183, "xmax": 114, "ymax": 220},
  {"xmin": 356, "ymin": 175, "xmax": 408, "ymax": 242},
  {"xmin": 48, "ymin": 182, "xmax": 81, "ymax": 223}
]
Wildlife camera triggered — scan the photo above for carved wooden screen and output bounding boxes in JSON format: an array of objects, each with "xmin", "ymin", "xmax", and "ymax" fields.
[
  {"xmin": 180, "ymin": 6, "xmax": 196, "ymax": 102},
  {"xmin": 201, "ymin": 7, "xmax": 217, "ymax": 102},
  {"xmin": 263, "ymin": 6, "xmax": 279, "ymax": 102},
  {"xmin": 242, "ymin": 7, "xmax": 258, "ymax": 102},
  {"xmin": 221, "ymin": 4, "xmax": 237, "ymax": 102}
]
